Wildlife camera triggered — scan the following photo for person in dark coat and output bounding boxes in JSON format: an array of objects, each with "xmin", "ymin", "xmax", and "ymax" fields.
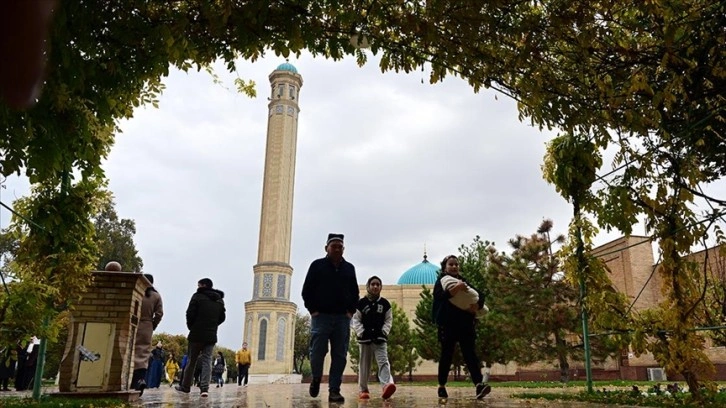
[
  {"xmin": 175, "ymin": 278, "xmax": 226, "ymax": 397},
  {"xmin": 0, "ymin": 347, "xmax": 17, "ymax": 391},
  {"xmin": 12, "ymin": 343, "xmax": 27, "ymax": 391},
  {"xmin": 433, "ymin": 255, "xmax": 490, "ymax": 400},
  {"xmin": 145, "ymin": 342, "xmax": 165, "ymax": 388},
  {"xmin": 301, "ymin": 233, "xmax": 359, "ymax": 404},
  {"xmin": 14, "ymin": 338, "xmax": 38, "ymax": 391}
]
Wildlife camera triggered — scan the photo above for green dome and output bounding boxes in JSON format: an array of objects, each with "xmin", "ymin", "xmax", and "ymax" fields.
[
  {"xmin": 397, "ymin": 256, "xmax": 440, "ymax": 285},
  {"xmin": 276, "ymin": 62, "xmax": 298, "ymax": 74}
]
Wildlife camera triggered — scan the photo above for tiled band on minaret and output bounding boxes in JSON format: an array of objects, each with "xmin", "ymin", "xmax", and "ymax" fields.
[{"xmin": 244, "ymin": 63, "xmax": 302, "ymax": 375}]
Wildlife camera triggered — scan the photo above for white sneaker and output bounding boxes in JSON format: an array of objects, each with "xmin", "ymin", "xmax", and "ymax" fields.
[{"xmin": 201, "ymin": 391, "xmax": 209, "ymax": 397}]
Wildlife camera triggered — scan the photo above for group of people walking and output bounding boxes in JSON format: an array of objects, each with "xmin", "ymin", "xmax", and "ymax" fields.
[
  {"xmin": 130, "ymin": 269, "xmax": 253, "ymax": 399},
  {"xmin": 131, "ymin": 273, "xmax": 227, "ymax": 398},
  {"xmin": 0, "ymin": 338, "xmax": 39, "ymax": 392},
  {"xmin": 131, "ymin": 274, "xmax": 164, "ymax": 395},
  {"xmin": 129, "ymin": 232, "xmax": 491, "ymax": 403},
  {"xmin": 302, "ymin": 233, "xmax": 492, "ymax": 404}
]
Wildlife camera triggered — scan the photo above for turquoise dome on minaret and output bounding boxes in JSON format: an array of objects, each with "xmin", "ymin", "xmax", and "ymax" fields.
[
  {"xmin": 275, "ymin": 61, "xmax": 298, "ymax": 74},
  {"xmin": 397, "ymin": 253, "xmax": 440, "ymax": 285}
]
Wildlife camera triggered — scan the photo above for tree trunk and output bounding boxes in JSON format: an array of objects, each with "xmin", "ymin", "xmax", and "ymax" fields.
[{"xmin": 555, "ymin": 333, "xmax": 570, "ymax": 383}]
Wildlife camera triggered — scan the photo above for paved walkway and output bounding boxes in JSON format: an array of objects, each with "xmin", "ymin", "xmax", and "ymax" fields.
[
  {"xmin": 133, "ymin": 383, "xmax": 627, "ymax": 408},
  {"xmin": 0, "ymin": 383, "xmax": 635, "ymax": 407}
]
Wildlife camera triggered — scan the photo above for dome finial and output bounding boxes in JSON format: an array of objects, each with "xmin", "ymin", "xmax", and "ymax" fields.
[{"xmin": 423, "ymin": 243, "xmax": 428, "ymax": 262}]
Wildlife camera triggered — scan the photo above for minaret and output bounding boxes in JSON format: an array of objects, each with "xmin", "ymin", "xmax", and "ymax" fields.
[{"xmin": 244, "ymin": 62, "xmax": 302, "ymax": 377}]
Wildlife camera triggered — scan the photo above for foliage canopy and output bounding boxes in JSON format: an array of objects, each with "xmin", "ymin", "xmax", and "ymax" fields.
[{"xmin": 0, "ymin": 0, "xmax": 723, "ymax": 395}]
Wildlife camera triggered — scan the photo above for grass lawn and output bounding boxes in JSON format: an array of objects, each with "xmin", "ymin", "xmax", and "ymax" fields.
[
  {"xmin": 409, "ymin": 379, "xmax": 650, "ymax": 388},
  {"xmin": 0, "ymin": 397, "xmax": 131, "ymax": 407},
  {"xmin": 408, "ymin": 380, "xmax": 726, "ymax": 407}
]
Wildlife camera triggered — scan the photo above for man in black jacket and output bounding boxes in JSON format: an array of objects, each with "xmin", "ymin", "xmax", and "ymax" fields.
[
  {"xmin": 301, "ymin": 233, "xmax": 359, "ymax": 404},
  {"xmin": 175, "ymin": 278, "xmax": 226, "ymax": 397}
]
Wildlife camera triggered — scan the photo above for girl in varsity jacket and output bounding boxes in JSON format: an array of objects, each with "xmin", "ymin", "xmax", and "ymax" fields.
[{"xmin": 351, "ymin": 276, "xmax": 397, "ymax": 400}]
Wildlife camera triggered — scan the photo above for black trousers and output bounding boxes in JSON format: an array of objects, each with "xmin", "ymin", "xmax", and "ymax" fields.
[
  {"xmin": 238, "ymin": 364, "xmax": 250, "ymax": 385},
  {"xmin": 437, "ymin": 324, "xmax": 483, "ymax": 386}
]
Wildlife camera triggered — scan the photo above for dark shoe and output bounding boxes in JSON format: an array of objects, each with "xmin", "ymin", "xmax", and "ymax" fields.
[
  {"xmin": 130, "ymin": 368, "xmax": 145, "ymax": 390},
  {"xmin": 328, "ymin": 390, "xmax": 345, "ymax": 403},
  {"xmin": 309, "ymin": 377, "xmax": 321, "ymax": 398},
  {"xmin": 438, "ymin": 386, "xmax": 448, "ymax": 399},
  {"xmin": 175, "ymin": 385, "xmax": 191, "ymax": 394},
  {"xmin": 216, "ymin": 384, "xmax": 219, "ymax": 388},
  {"xmin": 137, "ymin": 379, "xmax": 146, "ymax": 396},
  {"xmin": 476, "ymin": 383, "xmax": 492, "ymax": 399}
]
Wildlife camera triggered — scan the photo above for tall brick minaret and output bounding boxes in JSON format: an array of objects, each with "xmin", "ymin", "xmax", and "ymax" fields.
[{"xmin": 244, "ymin": 62, "xmax": 302, "ymax": 377}]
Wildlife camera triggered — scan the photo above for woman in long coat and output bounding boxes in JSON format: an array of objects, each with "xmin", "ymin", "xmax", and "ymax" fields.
[
  {"xmin": 132, "ymin": 274, "xmax": 163, "ymax": 394},
  {"xmin": 145, "ymin": 342, "xmax": 165, "ymax": 388}
]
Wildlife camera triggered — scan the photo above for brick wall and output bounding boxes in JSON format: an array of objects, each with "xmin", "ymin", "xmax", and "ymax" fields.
[{"xmin": 59, "ymin": 271, "xmax": 148, "ymax": 392}]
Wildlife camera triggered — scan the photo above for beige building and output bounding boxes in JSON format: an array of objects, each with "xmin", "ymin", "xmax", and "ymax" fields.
[{"xmin": 243, "ymin": 63, "xmax": 302, "ymax": 378}]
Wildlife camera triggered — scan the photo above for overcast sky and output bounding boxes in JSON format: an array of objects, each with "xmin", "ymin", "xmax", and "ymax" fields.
[{"xmin": 2, "ymin": 52, "xmax": 723, "ymax": 350}]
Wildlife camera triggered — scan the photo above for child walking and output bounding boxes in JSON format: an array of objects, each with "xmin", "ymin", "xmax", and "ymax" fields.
[
  {"xmin": 165, "ymin": 353, "xmax": 180, "ymax": 387},
  {"xmin": 351, "ymin": 276, "xmax": 396, "ymax": 400}
]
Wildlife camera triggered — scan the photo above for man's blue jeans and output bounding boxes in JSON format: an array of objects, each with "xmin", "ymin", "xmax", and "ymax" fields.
[{"xmin": 309, "ymin": 313, "xmax": 351, "ymax": 392}]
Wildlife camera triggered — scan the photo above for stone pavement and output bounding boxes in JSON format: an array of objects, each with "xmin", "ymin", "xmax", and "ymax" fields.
[
  {"xmin": 132, "ymin": 383, "xmax": 629, "ymax": 408},
  {"xmin": 0, "ymin": 383, "xmax": 634, "ymax": 407}
]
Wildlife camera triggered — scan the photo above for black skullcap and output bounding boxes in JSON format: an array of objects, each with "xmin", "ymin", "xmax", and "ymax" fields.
[{"xmin": 326, "ymin": 233, "xmax": 344, "ymax": 245}]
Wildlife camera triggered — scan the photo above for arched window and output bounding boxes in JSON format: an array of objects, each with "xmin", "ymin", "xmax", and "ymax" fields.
[
  {"xmin": 258, "ymin": 319, "xmax": 267, "ymax": 360},
  {"xmin": 276, "ymin": 275, "xmax": 286, "ymax": 298},
  {"xmin": 245, "ymin": 318, "xmax": 253, "ymax": 346},
  {"xmin": 276, "ymin": 318, "xmax": 286, "ymax": 361}
]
